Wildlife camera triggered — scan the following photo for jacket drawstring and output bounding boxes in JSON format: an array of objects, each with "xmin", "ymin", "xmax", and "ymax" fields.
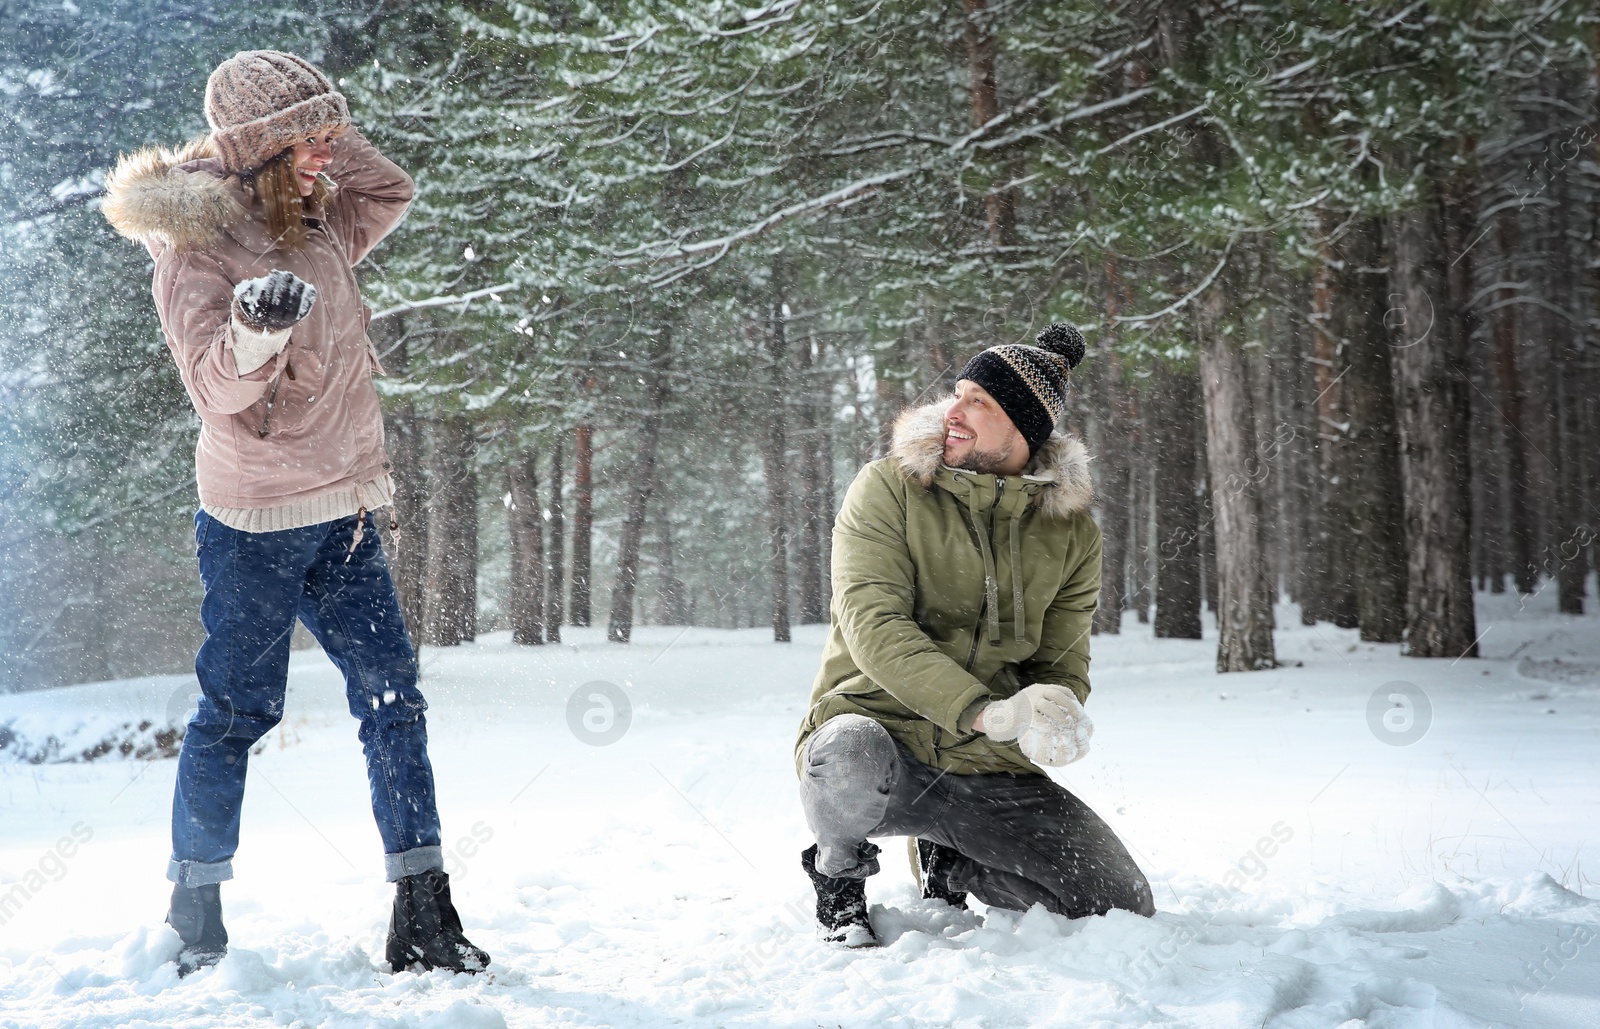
[
  {"xmin": 346, "ymin": 505, "xmax": 367, "ymax": 562},
  {"xmin": 962, "ymin": 491, "xmax": 1002, "ymax": 646},
  {"xmin": 1009, "ymin": 512, "xmax": 1026, "ymax": 644},
  {"xmin": 347, "ymin": 506, "xmax": 401, "ymax": 564}
]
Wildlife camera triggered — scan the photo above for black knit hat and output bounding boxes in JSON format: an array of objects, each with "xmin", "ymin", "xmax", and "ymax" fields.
[{"xmin": 956, "ymin": 323, "xmax": 1087, "ymax": 456}]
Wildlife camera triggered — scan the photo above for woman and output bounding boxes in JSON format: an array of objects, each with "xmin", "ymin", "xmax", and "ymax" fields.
[{"xmin": 103, "ymin": 50, "xmax": 488, "ymax": 977}]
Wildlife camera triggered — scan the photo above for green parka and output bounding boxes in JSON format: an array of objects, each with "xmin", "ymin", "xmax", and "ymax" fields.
[{"xmin": 795, "ymin": 400, "xmax": 1101, "ymax": 778}]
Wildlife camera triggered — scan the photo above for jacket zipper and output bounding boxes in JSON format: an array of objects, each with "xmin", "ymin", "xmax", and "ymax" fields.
[
  {"xmin": 963, "ymin": 477, "xmax": 1003, "ymax": 674},
  {"xmin": 258, "ymin": 377, "xmax": 281, "ymax": 438},
  {"xmin": 256, "ymin": 357, "xmax": 294, "ymax": 438},
  {"xmin": 948, "ymin": 478, "xmax": 1005, "ymax": 757},
  {"xmin": 963, "ymin": 597, "xmax": 984, "ymax": 673}
]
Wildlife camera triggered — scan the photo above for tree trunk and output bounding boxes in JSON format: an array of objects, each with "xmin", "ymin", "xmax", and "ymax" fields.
[
  {"xmin": 924, "ymin": 300, "xmax": 955, "ymax": 390},
  {"xmin": 545, "ymin": 438, "xmax": 565, "ymax": 642},
  {"xmin": 1338, "ymin": 216, "xmax": 1408, "ymax": 642},
  {"xmin": 1092, "ymin": 363, "xmax": 1130, "ymax": 635},
  {"xmin": 506, "ymin": 449, "xmax": 546, "ymax": 645},
  {"xmin": 1198, "ymin": 287, "xmax": 1276, "ymax": 672},
  {"xmin": 1548, "ymin": 151, "xmax": 1588, "ymax": 614},
  {"xmin": 819, "ymin": 356, "xmax": 838, "ymax": 618},
  {"xmin": 1093, "ymin": 262, "xmax": 1130, "ymax": 635},
  {"xmin": 387, "ymin": 400, "xmax": 428, "ymax": 653},
  {"xmin": 961, "ymin": 0, "xmax": 1014, "ymax": 248},
  {"xmin": 1200, "ymin": 436, "xmax": 1219, "ymax": 617},
  {"xmin": 1251, "ymin": 295, "xmax": 1283, "ymax": 614},
  {"xmin": 1153, "ymin": 363, "xmax": 1202, "ymax": 638},
  {"xmin": 570, "ymin": 419, "xmax": 594, "ymax": 626},
  {"xmin": 1590, "ymin": 88, "xmax": 1600, "ymax": 599},
  {"xmin": 78, "ymin": 529, "xmax": 112, "ymax": 684},
  {"xmin": 1266, "ymin": 299, "xmax": 1298, "ymax": 615},
  {"xmin": 1309, "ymin": 241, "xmax": 1359, "ymax": 627},
  {"xmin": 1299, "ymin": 254, "xmax": 1333, "ymax": 625},
  {"xmin": 872, "ymin": 333, "xmax": 909, "ymax": 455},
  {"xmin": 656, "ymin": 499, "xmax": 689, "ymax": 625},
  {"xmin": 1285, "ymin": 305, "xmax": 1320, "ymax": 626},
  {"xmin": 796, "ymin": 331, "xmax": 828, "ymax": 624},
  {"xmin": 607, "ymin": 330, "xmax": 671, "ymax": 643},
  {"xmin": 380, "ymin": 323, "xmax": 428, "ymax": 652},
  {"xmin": 1128, "ymin": 387, "xmax": 1151, "ymax": 624},
  {"xmin": 1470, "ymin": 281, "xmax": 1505, "ymax": 596},
  {"xmin": 763, "ymin": 295, "xmax": 793, "ymax": 643},
  {"xmin": 1493, "ymin": 212, "xmax": 1536, "ymax": 594},
  {"xmin": 423, "ymin": 414, "xmax": 478, "ymax": 647},
  {"xmin": 1387, "ymin": 169, "xmax": 1478, "ymax": 659}
]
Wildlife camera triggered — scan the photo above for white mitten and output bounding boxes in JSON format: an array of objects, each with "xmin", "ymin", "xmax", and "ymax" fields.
[{"xmin": 981, "ymin": 684, "xmax": 1093, "ymax": 767}]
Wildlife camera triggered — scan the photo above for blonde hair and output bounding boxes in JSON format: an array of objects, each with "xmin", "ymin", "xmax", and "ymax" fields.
[{"xmin": 245, "ymin": 149, "xmax": 331, "ymax": 250}]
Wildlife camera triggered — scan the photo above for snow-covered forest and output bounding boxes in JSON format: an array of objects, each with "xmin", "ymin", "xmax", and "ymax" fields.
[
  {"xmin": 2, "ymin": 0, "xmax": 1595, "ymax": 683},
  {"xmin": 3, "ymin": 1, "xmax": 1600, "ymax": 1026}
]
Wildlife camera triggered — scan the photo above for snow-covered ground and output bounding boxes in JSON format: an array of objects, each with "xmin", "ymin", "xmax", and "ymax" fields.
[{"xmin": 2, "ymin": 588, "xmax": 1598, "ymax": 1029}]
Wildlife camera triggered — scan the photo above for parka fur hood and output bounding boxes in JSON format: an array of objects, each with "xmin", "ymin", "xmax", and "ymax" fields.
[
  {"xmin": 102, "ymin": 137, "xmax": 245, "ymax": 254},
  {"xmin": 888, "ymin": 401, "xmax": 1095, "ymax": 519}
]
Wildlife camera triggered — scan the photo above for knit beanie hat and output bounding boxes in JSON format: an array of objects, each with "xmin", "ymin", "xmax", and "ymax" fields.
[
  {"xmin": 205, "ymin": 50, "xmax": 351, "ymax": 174},
  {"xmin": 956, "ymin": 323, "xmax": 1087, "ymax": 456}
]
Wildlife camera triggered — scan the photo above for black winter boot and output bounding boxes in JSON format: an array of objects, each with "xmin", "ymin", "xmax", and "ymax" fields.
[
  {"xmin": 385, "ymin": 869, "xmax": 491, "ymax": 974},
  {"xmin": 166, "ymin": 883, "xmax": 227, "ymax": 976},
  {"xmin": 913, "ymin": 838, "xmax": 970, "ymax": 910},
  {"xmin": 801, "ymin": 844, "xmax": 878, "ymax": 948}
]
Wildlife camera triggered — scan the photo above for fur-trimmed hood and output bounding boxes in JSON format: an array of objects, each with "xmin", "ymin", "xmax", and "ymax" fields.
[
  {"xmin": 102, "ymin": 137, "xmax": 246, "ymax": 253},
  {"xmin": 890, "ymin": 401, "xmax": 1094, "ymax": 519}
]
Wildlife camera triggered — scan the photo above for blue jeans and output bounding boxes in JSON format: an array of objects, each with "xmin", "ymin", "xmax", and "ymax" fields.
[{"xmin": 169, "ymin": 509, "xmax": 443, "ymax": 887}]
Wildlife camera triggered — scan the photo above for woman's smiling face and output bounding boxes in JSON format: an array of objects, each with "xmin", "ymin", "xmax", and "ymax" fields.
[{"xmin": 288, "ymin": 129, "xmax": 337, "ymax": 196}]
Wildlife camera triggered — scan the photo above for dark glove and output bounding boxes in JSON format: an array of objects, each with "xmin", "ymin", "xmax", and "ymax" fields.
[{"xmin": 232, "ymin": 270, "xmax": 318, "ymax": 331}]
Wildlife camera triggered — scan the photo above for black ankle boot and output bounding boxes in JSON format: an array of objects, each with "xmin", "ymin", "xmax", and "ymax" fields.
[
  {"xmin": 801, "ymin": 844, "xmax": 878, "ymax": 948},
  {"xmin": 385, "ymin": 869, "xmax": 491, "ymax": 974},
  {"xmin": 914, "ymin": 838, "xmax": 969, "ymax": 909},
  {"xmin": 166, "ymin": 883, "xmax": 227, "ymax": 976}
]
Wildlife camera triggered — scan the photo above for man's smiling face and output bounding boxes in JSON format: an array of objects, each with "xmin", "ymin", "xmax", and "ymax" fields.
[{"xmin": 943, "ymin": 380, "xmax": 1029, "ymax": 476}]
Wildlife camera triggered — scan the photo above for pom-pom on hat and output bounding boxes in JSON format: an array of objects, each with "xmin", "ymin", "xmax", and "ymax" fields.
[
  {"xmin": 955, "ymin": 323, "xmax": 1087, "ymax": 457},
  {"xmin": 205, "ymin": 50, "xmax": 351, "ymax": 174}
]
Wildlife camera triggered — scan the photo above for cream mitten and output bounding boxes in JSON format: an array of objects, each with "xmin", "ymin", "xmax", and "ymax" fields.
[{"xmin": 981, "ymin": 683, "xmax": 1093, "ymax": 767}]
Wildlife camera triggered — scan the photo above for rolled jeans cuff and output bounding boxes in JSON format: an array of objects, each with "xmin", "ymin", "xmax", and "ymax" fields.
[
  {"xmin": 168, "ymin": 858, "xmax": 233, "ymax": 887},
  {"xmin": 385, "ymin": 845, "xmax": 444, "ymax": 882}
]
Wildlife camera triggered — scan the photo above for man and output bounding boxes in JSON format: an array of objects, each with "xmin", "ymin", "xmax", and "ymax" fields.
[{"xmin": 794, "ymin": 323, "xmax": 1154, "ymax": 946}]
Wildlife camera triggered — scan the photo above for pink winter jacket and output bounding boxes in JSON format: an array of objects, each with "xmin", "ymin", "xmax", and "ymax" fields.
[{"xmin": 104, "ymin": 129, "xmax": 413, "ymax": 511}]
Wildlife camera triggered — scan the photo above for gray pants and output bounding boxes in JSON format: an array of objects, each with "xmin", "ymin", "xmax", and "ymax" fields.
[{"xmin": 800, "ymin": 714, "xmax": 1155, "ymax": 919}]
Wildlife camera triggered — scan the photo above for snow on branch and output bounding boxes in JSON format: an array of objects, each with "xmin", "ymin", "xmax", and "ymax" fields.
[
  {"xmin": 1080, "ymin": 103, "xmax": 1208, "ymax": 160},
  {"xmin": 971, "ymin": 86, "xmax": 1156, "ymax": 152},
  {"xmin": 612, "ymin": 164, "xmax": 927, "ymax": 266},
  {"xmin": 819, "ymin": 130, "xmax": 958, "ymax": 157},
  {"xmin": 1113, "ymin": 235, "xmax": 1238, "ymax": 326},
  {"xmin": 370, "ymin": 283, "xmax": 521, "ymax": 322}
]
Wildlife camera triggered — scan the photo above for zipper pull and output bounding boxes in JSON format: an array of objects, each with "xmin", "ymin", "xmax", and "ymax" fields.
[{"xmin": 259, "ymin": 379, "xmax": 280, "ymax": 438}]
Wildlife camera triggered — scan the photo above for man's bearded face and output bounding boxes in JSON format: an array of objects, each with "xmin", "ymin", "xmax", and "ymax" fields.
[{"xmin": 943, "ymin": 381, "xmax": 1028, "ymax": 475}]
